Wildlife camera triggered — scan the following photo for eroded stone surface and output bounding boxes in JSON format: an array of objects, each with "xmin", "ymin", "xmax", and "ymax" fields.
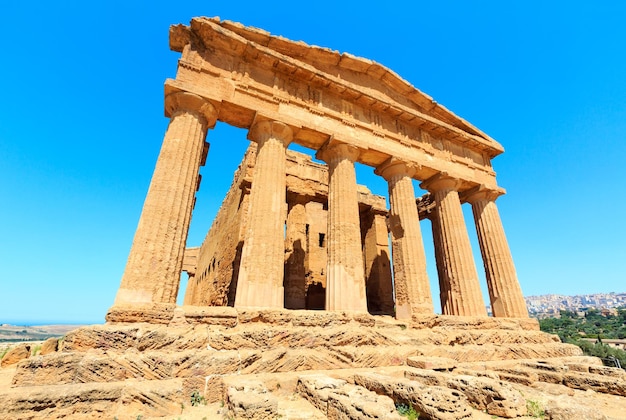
[
  {"xmin": 0, "ymin": 344, "xmax": 30, "ymax": 367},
  {"xmin": 297, "ymin": 374, "xmax": 401, "ymax": 420},
  {"xmin": 39, "ymin": 337, "xmax": 59, "ymax": 356},
  {"xmin": 1, "ymin": 314, "xmax": 626, "ymax": 419},
  {"xmin": 227, "ymin": 380, "xmax": 278, "ymax": 420},
  {"xmin": 354, "ymin": 372, "xmax": 472, "ymax": 420}
]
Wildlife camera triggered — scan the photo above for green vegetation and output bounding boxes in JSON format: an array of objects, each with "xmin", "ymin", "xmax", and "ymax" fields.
[
  {"xmin": 31, "ymin": 344, "xmax": 42, "ymax": 356},
  {"xmin": 539, "ymin": 308, "xmax": 626, "ymax": 340},
  {"xmin": 190, "ymin": 390, "xmax": 206, "ymax": 407},
  {"xmin": 539, "ymin": 308, "xmax": 626, "ymax": 368},
  {"xmin": 0, "ymin": 346, "xmax": 9, "ymax": 360},
  {"xmin": 526, "ymin": 399, "xmax": 545, "ymax": 418},
  {"xmin": 396, "ymin": 402, "xmax": 419, "ymax": 419}
]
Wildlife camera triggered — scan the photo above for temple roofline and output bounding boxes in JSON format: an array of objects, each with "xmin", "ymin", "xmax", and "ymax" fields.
[{"xmin": 169, "ymin": 17, "xmax": 504, "ymax": 158}]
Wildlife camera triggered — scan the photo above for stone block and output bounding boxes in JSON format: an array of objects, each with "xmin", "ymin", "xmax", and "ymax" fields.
[
  {"xmin": 183, "ymin": 305, "xmax": 238, "ymax": 327},
  {"xmin": 105, "ymin": 303, "xmax": 176, "ymax": 324},
  {"xmin": 406, "ymin": 356, "xmax": 457, "ymax": 370},
  {"xmin": 355, "ymin": 372, "xmax": 472, "ymax": 420},
  {"xmin": 545, "ymin": 400, "xmax": 607, "ymax": 420},
  {"xmin": 227, "ymin": 380, "xmax": 278, "ymax": 420},
  {"xmin": 297, "ymin": 374, "xmax": 347, "ymax": 413},
  {"xmin": 327, "ymin": 384, "xmax": 402, "ymax": 419}
]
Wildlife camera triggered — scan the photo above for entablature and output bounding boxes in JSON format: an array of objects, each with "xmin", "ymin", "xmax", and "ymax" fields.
[{"xmin": 167, "ymin": 17, "xmax": 503, "ymax": 191}]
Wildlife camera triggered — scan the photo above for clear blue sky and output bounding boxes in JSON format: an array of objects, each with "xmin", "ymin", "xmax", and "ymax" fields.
[{"xmin": 1, "ymin": 1, "xmax": 625, "ymax": 324}]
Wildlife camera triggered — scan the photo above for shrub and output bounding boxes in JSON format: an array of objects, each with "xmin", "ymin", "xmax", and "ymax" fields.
[
  {"xmin": 396, "ymin": 402, "xmax": 419, "ymax": 419},
  {"xmin": 526, "ymin": 399, "xmax": 545, "ymax": 418},
  {"xmin": 190, "ymin": 390, "xmax": 206, "ymax": 407}
]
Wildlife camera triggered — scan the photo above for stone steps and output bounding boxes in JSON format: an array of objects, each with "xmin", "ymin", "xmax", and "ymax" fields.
[
  {"xmin": 3, "ymin": 356, "xmax": 626, "ymax": 419},
  {"xmin": 0, "ymin": 378, "xmax": 185, "ymax": 420},
  {"xmin": 12, "ymin": 338, "xmax": 578, "ymax": 388},
  {"xmin": 60, "ymin": 321, "xmax": 557, "ymax": 353},
  {"xmin": 4, "ymin": 310, "xmax": 622, "ymax": 419}
]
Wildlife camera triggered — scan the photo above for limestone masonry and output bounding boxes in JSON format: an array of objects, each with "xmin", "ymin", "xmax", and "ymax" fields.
[
  {"xmin": 2, "ymin": 17, "xmax": 624, "ymax": 420},
  {"xmin": 111, "ymin": 15, "xmax": 527, "ymax": 320}
]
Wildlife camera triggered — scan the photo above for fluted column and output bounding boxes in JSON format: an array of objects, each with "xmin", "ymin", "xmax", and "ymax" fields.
[
  {"xmin": 114, "ymin": 92, "xmax": 217, "ymax": 306},
  {"xmin": 316, "ymin": 141, "xmax": 367, "ymax": 312},
  {"xmin": 361, "ymin": 210, "xmax": 394, "ymax": 315},
  {"xmin": 284, "ymin": 195, "xmax": 308, "ymax": 309},
  {"xmin": 235, "ymin": 120, "xmax": 292, "ymax": 309},
  {"xmin": 463, "ymin": 186, "xmax": 528, "ymax": 318},
  {"xmin": 429, "ymin": 208, "xmax": 450, "ymax": 314},
  {"xmin": 421, "ymin": 173, "xmax": 486, "ymax": 316},
  {"xmin": 376, "ymin": 158, "xmax": 433, "ymax": 319}
]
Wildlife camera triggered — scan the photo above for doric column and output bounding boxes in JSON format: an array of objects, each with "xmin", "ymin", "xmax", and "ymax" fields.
[
  {"xmin": 181, "ymin": 247, "xmax": 199, "ymax": 306},
  {"xmin": 376, "ymin": 158, "xmax": 433, "ymax": 318},
  {"xmin": 421, "ymin": 173, "xmax": 486, "ymax": 316},
  {"xmin": 361, "ymin": 209, "xmax": 394, "ymax": 315},
  {"xmin": 429, "ymin": 207, "xmax": 450, "ymax": 315},
  {"xmin": 284, "ymin": 195, "xmax": 308, "ymax": 309},
  {"xmin": 463, "ymin": 186, "xmax": 529, "ymax": 318},
  {"xmin": 316, "ymin": 141, "xmax": 367, "ymax": 312},
  {"xmin": 113, "ymin": 92, "xmax": 217, "ymax": 306},
  {"xmin": 234, "ymin": 120, "xmax": 292, "ymax": 309}
]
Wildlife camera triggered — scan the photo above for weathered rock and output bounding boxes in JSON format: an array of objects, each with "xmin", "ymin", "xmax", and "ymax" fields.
[
  {"xmin": 227, "ymin": 380, "xmax": 278, "ymax": 420},
  {"xmin": 407, "ymin": 355, "xmax": 456, "ymax": 370},
  {"xmin": 12, "ymin": 353, "xmax": 84, "ymax": 386},
  {"xmin": 416, "ymin": 342, "xmax": 582, "ymax": 363},
  {"xmin": 531, "ymin": 381, "xmax": 575, "ymax": 397},
  {"xmin": 561, "ymin": 372, "xmax": 626, "ymax": 396},
  {"xmin": 327, "ymin": 384, "xmax": 402, "ymax": 420},
  {"xmin": 545, "ymin": 399, "xmax": 608, "ymax": 420},
  {"xmin": 445, "ymin": 375, "xmax": 526, "ymax": 417},
  {"xmin": 0, "ymin": 378, "xmax": 184, "ymax": 419},
  {"xmin": 354, "ymin": 372, "xmax": 472, "ymax": 420},
  {"xmin": 412, "ymin": 315, "xmax": 539, "ymax": 331},
  {"xmin": 297, "ymin": 375, "xmax": 347, "ymax": 413},
  {"xmin": 404, "ymin": 368, "xmax": 526, "ymax": 417},
  {"xmin": 0, "ymin": 344, "xmax": 30, "ymax": 367},
  {"xmin": 182, "ymin": 305, "xmax": 238, "ymax": 327},
  {"xmin": 589, "ymin": 365, "xmax": 626, "ymax": 378},
  {"xmin": 105, "ymin": 303, "xmax": 176, "ymax": 324},
  {"xmin": 297, "ymin": 374, "xmax": 401, "ymax": 419},
  {"xmin": 1, "ymin": 312, "xmax": 626, "ymax": 419},
  {"xmin": 39, "ymin": 337, "xmax": 59, "ymax": 355}
]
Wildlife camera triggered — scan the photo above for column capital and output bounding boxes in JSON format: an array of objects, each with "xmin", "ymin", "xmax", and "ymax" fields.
[
  {"xmin": 374, "ymin": 157, "xmax": 419, "ymax": 181},
  {"xmin": 316, "ymin": 138, "xmax": 360, "ymax": 163},
  {"xmin": 247, "ymin": 119, "xmax": 293, "ymax": 147},
  {"xmin": 461, "ymin": 184, "xmax": 506, "ymax": 204},
  {"xmin": 420, "ymin": 172, "xmax": 462, "ymax": 193},
  {"xmin": 165, "ymin": 91, "xmax": 218, "ymax": 128}
]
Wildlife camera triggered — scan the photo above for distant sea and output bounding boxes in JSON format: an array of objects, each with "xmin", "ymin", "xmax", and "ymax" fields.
[{"xmin": 1, "ymin": 320, "xmax": 101, "ymax": 326}]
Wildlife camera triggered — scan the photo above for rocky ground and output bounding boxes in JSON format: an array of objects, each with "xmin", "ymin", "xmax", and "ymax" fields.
[{"xmin": 1, "ymin": 308, "xmax": 625, "ymax": 419}]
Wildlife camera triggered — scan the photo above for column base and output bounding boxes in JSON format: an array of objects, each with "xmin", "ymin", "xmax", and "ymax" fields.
[
  {"xmin": 106, "ymin": 302, "xmax": 177, "ymax": 324},
  {"xmin": 234, "ymin": 282, "xmax": 284, "ymax": 309}
]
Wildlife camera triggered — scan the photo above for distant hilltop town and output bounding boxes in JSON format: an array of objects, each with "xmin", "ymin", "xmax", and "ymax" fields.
[{"xmin": 523, "ymin": 292, "xmax": 626, "ymax": 318}]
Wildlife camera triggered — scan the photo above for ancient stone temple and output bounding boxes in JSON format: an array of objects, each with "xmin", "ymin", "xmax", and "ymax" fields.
[
  {"xmin": 182, "ymin": 144, "xmax": 394, "ymax": 315},
  {"xmin": 109, "ymin": 16, "xmax": 528, "ymax": 321},
  {"xmin": 3, "ymin": 18, "xmax": 625, "ymax": 420}
]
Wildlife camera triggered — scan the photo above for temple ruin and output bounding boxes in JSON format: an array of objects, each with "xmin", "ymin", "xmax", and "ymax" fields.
[
  {"xmin": 109, "ymin": 17, "xmax": 527, "ymax": 321},
  {"xmin": 5, "ymin": 18, "xmax": 625, "ymax": 420},
  {"xmin": 182, "ymin": 144, "xmax": 394, "ymax": 314}
]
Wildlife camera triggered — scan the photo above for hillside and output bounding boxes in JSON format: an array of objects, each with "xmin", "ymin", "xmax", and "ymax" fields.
[{"xmin": 0, "ymin": 324, "xmax": 85, "ymax": 343}]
